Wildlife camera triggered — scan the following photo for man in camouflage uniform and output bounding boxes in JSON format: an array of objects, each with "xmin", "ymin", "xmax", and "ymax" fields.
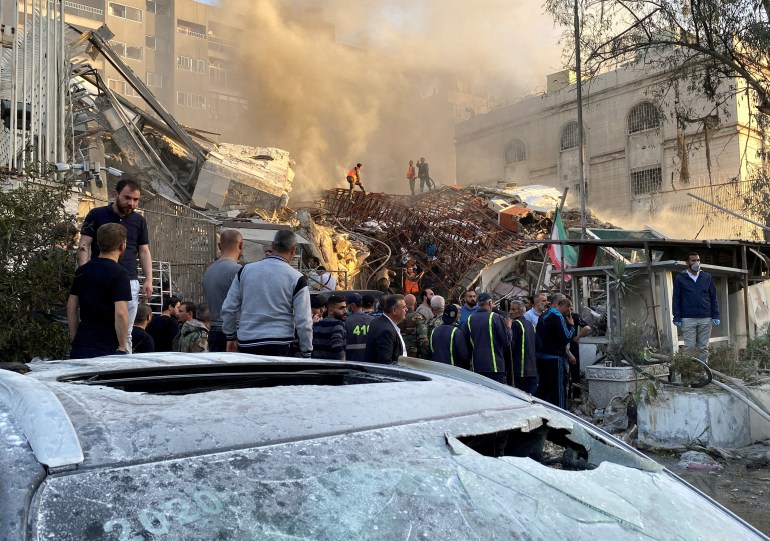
[
  {"xmin": 400, "ymin": 295, "xmax": 429, "ymax": 358},
  {"xmin": 428, "ymin": 295, "xmax": 445, "ymax": 334},
  {"xmin": 173, "ymin": 301, "xmax": 209, "ymax": 353}
]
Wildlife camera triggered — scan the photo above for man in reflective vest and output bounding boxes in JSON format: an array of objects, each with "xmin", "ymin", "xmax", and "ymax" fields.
[
  {"xmin": 345, "ymin": 293, "xmax": 374, "ymax": 362},
  {"xmin": 406, "ymin": 160, "xmax": 417, "ymax": 196},
  {"xmin": 346, "ymin": 163, "xmax": 365, "ymax": 198},
  {"xmin": 430, "ymin": 304, "xmax": 469, "ymax": 368},
  {"xmin": 509, "ymin": 299, "xmax": 538, "ymax": 394},
  {"xmin": 463, "ymin": 292, "xmax": 512, "ymax": 383}
]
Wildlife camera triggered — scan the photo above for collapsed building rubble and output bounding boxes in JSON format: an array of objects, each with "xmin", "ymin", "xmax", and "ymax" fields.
[
  {"xmin": 314, "ymin": 185, "xmax": 599, "ymax": 298},
  {"xmin": 68, "ymin": 24, "xmax": 294, "ymax": 217}
]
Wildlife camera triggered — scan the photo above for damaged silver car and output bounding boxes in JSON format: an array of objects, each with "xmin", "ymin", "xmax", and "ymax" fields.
[{"xmin": 1, "ymin": 354, "xmax": 766, "ymax": 540}]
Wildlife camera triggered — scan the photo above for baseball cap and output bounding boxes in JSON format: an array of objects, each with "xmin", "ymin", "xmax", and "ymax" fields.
[
  {"xmin": 442, "ymin": 304, "xmax": 459, "ymax": 323},
  {"xmin": 346, "ymin": 293, "xmax": 362, "ymax": 306},
  {"xmin": 477, "ymin": 292, "xmax": 492, "ymax": 303}
]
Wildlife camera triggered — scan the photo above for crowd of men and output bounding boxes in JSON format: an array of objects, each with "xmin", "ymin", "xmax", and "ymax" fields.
[
  {"xmin": 67, "ymin": 179, "xmax": 212, "ymax": 359},
  {"xmin": 66, "ymin": 183, "xmax": 588, "ymax": 410}
]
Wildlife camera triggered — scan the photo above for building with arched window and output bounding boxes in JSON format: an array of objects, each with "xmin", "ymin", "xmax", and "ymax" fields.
[
  {"xmin": 503, "ymin": 137, "xmax": 527, "ymax": 184},
  {"xmin": 455, "ymin": 64, "xmax": 761, "ymax": 238}
]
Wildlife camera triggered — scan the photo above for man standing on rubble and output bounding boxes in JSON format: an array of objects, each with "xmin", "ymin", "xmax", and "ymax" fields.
[
  {"xmin": 672, "ymin": 251, "xmax": 719, "ymax": 363},
  {"xmin": 346, "ymin": 163, "xmax": 365, "ymax": 198},
  {"xmin": 416, "ymin": 157, "xmax": 431, "ymax": 193},
  {"xmin": 406, "ymin": 160, "xmax": 417, "ymax": 196},
  {"xmin": 78, "ymin": 179, "xmax": 153, "ymax": 354}
]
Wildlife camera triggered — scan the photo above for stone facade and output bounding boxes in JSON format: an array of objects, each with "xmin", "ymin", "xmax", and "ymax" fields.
[{"xmin": 455, "ymin": 59, "xmax": 764, "ymax": 237}]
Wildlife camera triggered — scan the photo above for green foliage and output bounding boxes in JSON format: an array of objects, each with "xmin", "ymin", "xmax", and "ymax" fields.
[
  {"xmin": 634, "ymin": 380, "xmax": 660, "ymax": 405},
  {"xmin": 604, "ymin": 321, "xmax": 654, "ymax": 367},
  {"xmin": 607, "ymin": 260, "xmax": 641, "ymax": 297},
  {"xmin": 669, "ymin": 347, "xmax": 706, "ymax": 384},
  {"xmin": 545, "ymin": 0, "xmax": 770, "ymax": 116},
  {"xmin": 0, "ymin": 177, "xmax": 76, "ymax": 362},
  {"xmin": 744, "ymin": 327, "xmax": 770, "ymax": 372}
]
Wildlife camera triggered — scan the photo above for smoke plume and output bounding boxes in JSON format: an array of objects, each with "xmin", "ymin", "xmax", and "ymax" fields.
[{"xmin": 229, "ymin": 0, "xmax": 562, "ymax": 198}]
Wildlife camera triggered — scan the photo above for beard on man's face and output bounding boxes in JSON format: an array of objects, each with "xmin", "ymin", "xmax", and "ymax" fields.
[
  {"xmin": 116, "ymin": 200, "xmax": 135, "ymax": 215},
  {"xmin": 466, "ymin": 299, "xmax": 477, "ymax": 307}
]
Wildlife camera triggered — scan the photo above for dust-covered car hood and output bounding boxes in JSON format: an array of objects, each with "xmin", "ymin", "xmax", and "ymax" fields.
[
  {"xmin": 33, "ymin": 408, "xmax": 760, "ymax": 540},
  {"xmin": 4, "ymin": 354, "xmax": 767, "ymax": 540}
]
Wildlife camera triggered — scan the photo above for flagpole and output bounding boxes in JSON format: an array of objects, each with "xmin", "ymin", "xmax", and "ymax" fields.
[
  {"xmin": 535, "ymin": 187, "xmax": 569, "ymax": 293},
  {"xmin": 575, "ymin": 0, "xmax": 587, "ymax": 239}
]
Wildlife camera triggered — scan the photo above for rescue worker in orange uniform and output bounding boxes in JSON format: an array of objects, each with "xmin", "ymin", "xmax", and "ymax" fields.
[
  {"xmin": 346, "ymin": 163, "xmax": 365, "ymax": 198},
  {"xmin": 406, "ymin": 160, "xmax": 417, "ymax": 196}
]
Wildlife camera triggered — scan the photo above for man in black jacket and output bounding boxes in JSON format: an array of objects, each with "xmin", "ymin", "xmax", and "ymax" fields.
[
  {"xmin": 672, "ymin": 251, "xmax": 719, "ymax": 363},
  {"xmin": 430, "ymin": 304, "xmax": 469, "ymax": 368},
  {"xmin": 364, "ymin": 294, "xmax": 407, "ymax": 364}
]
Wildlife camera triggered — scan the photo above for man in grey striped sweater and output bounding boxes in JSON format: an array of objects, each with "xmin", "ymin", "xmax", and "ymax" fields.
[{"xmin": 221, "ymin": 230, "xmax": 313, "ymax": 357}]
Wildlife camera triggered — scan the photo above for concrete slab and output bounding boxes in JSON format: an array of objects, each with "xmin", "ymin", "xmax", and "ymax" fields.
[{"xmin": 638, "ymin": 383, "xmax": 770, "ymax": 449}]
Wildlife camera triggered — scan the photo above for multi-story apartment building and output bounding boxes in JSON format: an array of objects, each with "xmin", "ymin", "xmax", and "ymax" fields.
[
  {"xmin": 455, "ymin": 63, "xmax": 766, "ymax": 238},
  {"xmin": 62, "ymin": 0, "xmax": 248, "ymax": 142}
]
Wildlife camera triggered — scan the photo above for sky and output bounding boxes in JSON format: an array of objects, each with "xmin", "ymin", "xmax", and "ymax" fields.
[{"xmin": 226, "ymin": 0, "xmax": 565, "ymax": 197}]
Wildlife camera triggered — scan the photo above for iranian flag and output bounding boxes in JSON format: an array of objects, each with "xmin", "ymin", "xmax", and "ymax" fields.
[{"xmin": 548, "ymin": 209, "xmax": 578, "ymax": 271}]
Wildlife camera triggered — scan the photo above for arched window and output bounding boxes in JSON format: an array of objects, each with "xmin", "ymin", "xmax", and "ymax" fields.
[
  {"xmin": 560, "ymin": 121, "xmax": 580, "ymax": 151},
  {"xmin": 628, "ymin": 102, "xmax": 660, "ymax": 134},
  {"xmin": 504, "ymin": 138, "xmax": 526, "ymax": 165}
]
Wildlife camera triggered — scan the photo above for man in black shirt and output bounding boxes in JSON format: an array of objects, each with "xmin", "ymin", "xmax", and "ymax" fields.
[
  {"xmin": 146, "ymin": 296, "xmax": 181, "ymax": 352},
  {"xmin": 416, "ymin": 157, "xmax": 431, "ymax": 193},
  {"xmin": 67, "ymin": 223, "xmax": 132, "ymax": 358},
  {"xmin": 131, "ymin": 303, "xmax": 155, "ymax": 353},
  {"xmin": 77, "ymin": 179, "xmax": 153, "ymax": 353}
]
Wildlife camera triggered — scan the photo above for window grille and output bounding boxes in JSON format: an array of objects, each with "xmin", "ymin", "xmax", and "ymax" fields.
[
  {"xmin": 177, "ymin": 56, "xmax": 207, "ymax": 74},
  {"xmin": 630, "ymin": 166, "xmax": 662, "ymax": 196},
  {"xmin": 560, "ymin": 121, "xmax": 580, "ymax": 151},
  {"xmin": 504, "ymin": 138, "xmax": 526, "ymax": 164},
  {"xmin": 628, "ymin": 102, "xmax": 660, "ymax": 134}
]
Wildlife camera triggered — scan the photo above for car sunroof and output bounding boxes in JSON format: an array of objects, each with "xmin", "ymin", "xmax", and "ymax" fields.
[{"xmin": 58, "ymin": 362, "xmax": 429, "ymax": 394}]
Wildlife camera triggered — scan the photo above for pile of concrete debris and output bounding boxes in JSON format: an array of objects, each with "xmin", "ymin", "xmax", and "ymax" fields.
[{"xmin": 310, "ymin": 184, "xmax": 612, "ymax": 298}]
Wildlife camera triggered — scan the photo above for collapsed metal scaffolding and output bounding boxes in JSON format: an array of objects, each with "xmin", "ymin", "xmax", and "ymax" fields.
[{"xmin": 320, "ymin": 186, "xmax": 530, "ymax": 297}]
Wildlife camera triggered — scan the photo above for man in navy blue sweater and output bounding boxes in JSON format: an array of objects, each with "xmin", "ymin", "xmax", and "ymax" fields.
[
  {"xmin": 672, "ymin": 251, "xmax": 719, "ymax": 363},
  {"xmin": 534, "ymin": 297, "xmax": 575, "ymax": 409}
]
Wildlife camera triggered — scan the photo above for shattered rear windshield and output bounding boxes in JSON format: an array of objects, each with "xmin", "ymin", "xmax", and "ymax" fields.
[{"xmin": 32, "ymin": 411, "xmax": 761, "ymax": 540}]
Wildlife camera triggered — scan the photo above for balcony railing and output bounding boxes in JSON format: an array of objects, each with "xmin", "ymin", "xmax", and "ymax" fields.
[
  {"xmin": 64, "ymin": 1, "xmax": 104, "ymax": 21},
  {"xmin": 208, "ymin": 34, "xmax": 235, "ymax": 49},
  {"xmin": 177, "ymin": 27, "xmax": 206, "ymax": 40}
]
